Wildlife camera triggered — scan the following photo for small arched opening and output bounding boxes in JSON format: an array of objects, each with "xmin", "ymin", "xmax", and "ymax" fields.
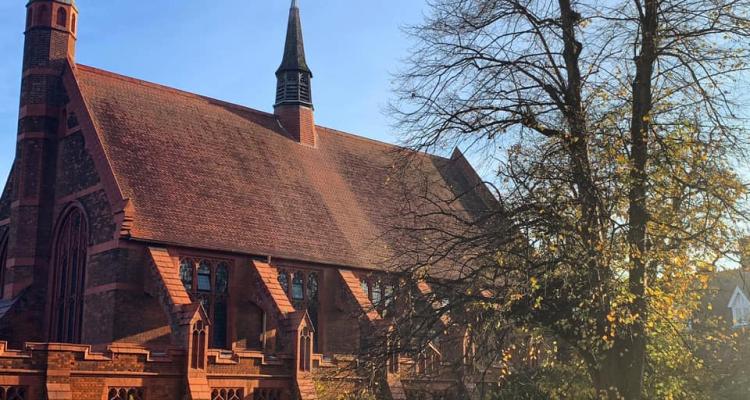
[{"xmin": 56, "ymin": 7, "xmax": 67, "ymax": 28}]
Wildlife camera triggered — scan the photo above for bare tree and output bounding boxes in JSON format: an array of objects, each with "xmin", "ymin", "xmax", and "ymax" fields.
[{"xmin": 381, "ymin": 0, "xmax": 750, "ymax": 398}]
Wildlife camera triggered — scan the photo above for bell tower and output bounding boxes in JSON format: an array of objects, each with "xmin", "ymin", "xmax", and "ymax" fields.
[
  {"xmin": 24, "ymin": 0, "xmax": 78, "ymax": 68},
  {"xmin": 4, "ymin": 0, "xmax": 78, "ymax": 339},
  {"xmin": 274, "ymin": 0, "xmax": 317, "ymax": 147}
]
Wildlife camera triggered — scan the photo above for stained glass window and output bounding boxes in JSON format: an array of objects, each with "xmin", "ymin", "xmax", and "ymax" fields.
[
  {"xmin": 307, "ymin": 272, "xmax": 319, "ymax": 302},
  {"xmin": 292, "ymin": 272, "xmax": 304, "ymax": 300},
  {"xmin": 278, "ymin": 268, "xmax": 321, "ymax": 352},
  {"xmin": 216, "ymin": 262, "xmax": 229, "ymax": 294},
  {"xmin": 179, "ymin": 258, "xmax": 231, "ymax": 349},
  {"xmin": 50, "ymin": 207, "xmax": 88, "ymax": 343},
  {"xmin": 180, "ymin": 259, "xmax": 194, "ymax": 291},
  {"xmin": 197, "ymin": 261, "xmax": 212, "ymax": 292},
  {"xmin": 371, "ymin": 283, "xmax": 382, "ymax": 305},
  {"xmin": 278, "ymin": 271, "xmax": 289, "ymax": 293}
]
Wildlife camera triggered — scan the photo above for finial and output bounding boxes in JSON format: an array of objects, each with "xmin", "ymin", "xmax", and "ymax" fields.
[{"xmin": 291, "ymin": 0, "xmax": 299, "ymax": 9}]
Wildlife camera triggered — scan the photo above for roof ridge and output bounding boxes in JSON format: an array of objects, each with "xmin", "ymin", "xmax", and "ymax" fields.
[
  {"xmin": 75, "ymin": 64, "xmax": 450, "ymax": 162},
  {"xmin": 75, "ymin": 64, "xmax": 278, "ymax": 120},
  {"xmin": 316, "ymin": 125, "xmax": 449, "ymax": 161}
]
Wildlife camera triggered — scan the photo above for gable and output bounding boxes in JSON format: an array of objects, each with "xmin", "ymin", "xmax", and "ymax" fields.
[
  {"xmin": 72, "ymin": 65, "xmax": 491, "ymax": 270},
  {"xmin": 728, "ymin": 286, "xmax": 750, "ymax": 309}
]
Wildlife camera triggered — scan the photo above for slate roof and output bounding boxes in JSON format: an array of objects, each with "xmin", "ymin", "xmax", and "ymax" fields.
[
  {"xmin": 277, "ymin": 1, "xmax": 311, "ymax": 75},
  {"xmin": 74, "ymin": 65, "xmax": 490, "ymax": 270}
]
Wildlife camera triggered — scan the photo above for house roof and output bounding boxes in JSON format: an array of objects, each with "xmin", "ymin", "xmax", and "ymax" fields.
[
  {"xmin": 73, "ymin": 65, "xmax": 491, "ymax": 271},
  {"xmin": 708, "ymin": 270, "xmax": 750, "ymax": 310}
]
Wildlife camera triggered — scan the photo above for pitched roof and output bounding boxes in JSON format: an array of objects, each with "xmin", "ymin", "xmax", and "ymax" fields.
[
  {"xmin": 708, "ymin": 270, "xmax": 750, "ymax": 310},
  {"xmin": 73, "ymin": 65, "xmax": 490, "ymax": 270}
]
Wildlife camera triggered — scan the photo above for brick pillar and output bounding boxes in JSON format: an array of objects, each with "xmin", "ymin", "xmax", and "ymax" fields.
[
  {"xmin": 275, "ymin": 105, "xmax": 317, "ymax": 147},
  {"xmin": 6, "ymin": 0, "xmax": 78, "ymax": 341}
]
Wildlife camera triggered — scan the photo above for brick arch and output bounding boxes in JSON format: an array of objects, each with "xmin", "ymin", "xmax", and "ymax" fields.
[
  {"xmin": 56, "ymin": 6, "xmax": 67, "ymax": 28},
  {"xmin": 47, "ymin": 203, "xmax": 89, "ymax": 343}
]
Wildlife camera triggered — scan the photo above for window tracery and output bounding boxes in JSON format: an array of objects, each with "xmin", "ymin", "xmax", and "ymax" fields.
[
  {"xmin": 277, "ymin": 268, "xmax": 320, "ymax": 351},
  {"xmin": 0, "ymin": 386, "xmax": 27, "ymax": 400},
  {"xmin": 211, "ymin": 389, "xmax": 242, "ymax": 400},
  {"xmin": 359, "ymin": 276, "xmax": 396, "ymax": 316},
  {"xmin": 107, "ymin": 387, "xmax": 144, "ymax": 400},
  {"xmin": 50, "ymin": 206, "xmax": 88, "ymax": 343},
  {"xmin": 180, "ymin": 258, "xmax": 231, "ymax": 349}
]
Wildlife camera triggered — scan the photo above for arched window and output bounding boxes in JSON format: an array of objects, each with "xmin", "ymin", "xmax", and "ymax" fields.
[
  {"xmin": 71, "ymin": 13, "xmax": 76, "ymax": 33},
  {"xmin": 191, "ymin": 320, "xmax": 207, "ymax": 370},
  {"xmin": 278, "ymin": 270, "xmax": 289, "ymax": 293},
  {"xmin": 291, "ymin": 272, "xmax": 304, "ymax": 303},
  {"xmin": 50, "ymin": 207, "xmax": 88, "ymax": 343},
  {"xmin": 56, "ymin": 7, "xmax": 67, "ymax": 28},
  {"xmin": 299, "ymin": 327, "xmax": 312, "ymax": 372},
  {"xmin": 0, "ymin": 232, "xmax": 8, "ymax": 299},
  {"xmin": 179, "ymin": 258, "xmax": 231, "ymax": 349},
  {"xmin": 278, "ymin": 268, "xmax": 320, "ymax": 352}
]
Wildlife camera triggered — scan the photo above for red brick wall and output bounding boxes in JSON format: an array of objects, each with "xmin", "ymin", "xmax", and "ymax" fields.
[
  {"xmin": 275, "ymin": 105, "xmax": 317, "ymax": 147},
  {"xmin": 323, "ymin": 272, "xmax": 361, "ymax": 354},
  {"xmin": 0, "ymin": 343, "xmax": 301, "ymax": 400}
]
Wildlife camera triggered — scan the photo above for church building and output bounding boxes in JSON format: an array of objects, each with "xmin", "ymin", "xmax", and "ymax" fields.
[{"xmin": 0, "ymin": 1, "xmax": 494, "ymax": 399}]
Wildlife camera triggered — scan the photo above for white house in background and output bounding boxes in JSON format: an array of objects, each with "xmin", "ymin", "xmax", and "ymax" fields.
[
  {"xmin": 703, "ymin": 270, "xmax": 750, "ymax": 329},
  {"xmin": 728, "ymin": 286, "xmax": 750, "ymax": 327}
]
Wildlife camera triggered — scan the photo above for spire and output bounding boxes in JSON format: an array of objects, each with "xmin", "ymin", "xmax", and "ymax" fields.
[
  {"xmin": 275, "ymin": 0, "xmax": 313, "ymax": 107},
  {"xmin": 274, "ymin": 0, "xmax": 317, "ymax": 147}
]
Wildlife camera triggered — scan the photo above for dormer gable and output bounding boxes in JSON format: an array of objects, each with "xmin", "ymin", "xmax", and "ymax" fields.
[{"xmin": 727, "ymin": 286, "xmax": 750, "ymax": 327}]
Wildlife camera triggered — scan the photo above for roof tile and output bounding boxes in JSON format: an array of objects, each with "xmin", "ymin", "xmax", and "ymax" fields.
[{"xmin": 74, "ymin": 65, "xmax": 489, "ymax": 270}]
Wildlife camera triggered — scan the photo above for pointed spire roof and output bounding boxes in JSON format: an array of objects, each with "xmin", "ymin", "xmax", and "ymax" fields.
[{"xmin": 277, "ymin": 0, "xmax": 311, "ymax": 75}]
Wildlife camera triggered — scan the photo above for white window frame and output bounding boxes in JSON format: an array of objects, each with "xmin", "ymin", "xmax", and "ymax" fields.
[{"xmin": 728, "ymin": 286, "xmax": 750, "ymax": 328}]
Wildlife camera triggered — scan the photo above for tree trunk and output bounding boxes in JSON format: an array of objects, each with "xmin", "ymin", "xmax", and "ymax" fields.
[{"xmin": 595, "ymin": 1, "xmax": 659, "ymax": 399}]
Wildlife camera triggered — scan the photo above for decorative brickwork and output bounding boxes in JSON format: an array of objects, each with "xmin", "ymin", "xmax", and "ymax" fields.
[{"xmin": 210, "ymin": 388, "xmax": 242, "ymax": 400}]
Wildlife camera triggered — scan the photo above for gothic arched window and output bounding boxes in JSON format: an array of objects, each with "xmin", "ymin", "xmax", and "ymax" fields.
[
  {"xmin": 50, "ymin": 206, "xmax": 88, "ymax": 343},
  {"xmin": 277, "ymin": 268, "xmax": 320, "ymax": 352},
  {"xmin": 56, "ymin": 7, "xmax": 67, "ymax": 28},
  {"xmin": 291, "ymin": 272, "xmax": 304, "ymax": 303},
  {"xmin": 179, "ymin": 258, "xmax": 231, "ymax": 349},
  {"xmin": 0, "ymin": 232, "xmax": 8, "ymax": 299}
]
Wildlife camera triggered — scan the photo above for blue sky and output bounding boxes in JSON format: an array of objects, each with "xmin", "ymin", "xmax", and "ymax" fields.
[{"xmin": 0, "ymin": 0, "xmax": 428, "ymax": 189}]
